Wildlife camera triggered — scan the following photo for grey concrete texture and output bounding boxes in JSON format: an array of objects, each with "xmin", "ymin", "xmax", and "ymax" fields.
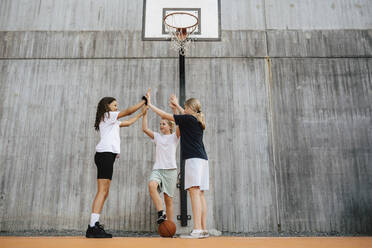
[
  {"xmin": 1, "ymin": 0, "xmax": 372, "ymax": 31},
  {"xmin": 0, "ymin": 58, "xmax": 279, "ymax": 233},
  {"xmin": 221, "ymin": 0, "xmax": 265, "ymax": 30},
  {"xmin": 265, "ymin": 0, "xmax": 372, "ymax": 30},
  {"xmin": 0, "ymin": 59, "xmax": 179, "ymax": 232},
  {"xmin": 1, "ymin": 57, "xmax": 371, "ymax": 234},
  {"xmin": 0, "ymin": 31, "xmax": 268, "ymax": 59},
  {"xmin": 0, "ymin": 0, "xmax": 143, "ymax": 31},
  {"xmin": 270, "ymin": 58, "xmax": 372, "ymax": 233},
  {"xmin": 1, "ymin": 30, "xmax": 371, "ymax": 59},
  {"xmin": 267, "ymin": 30, "xmax": 372, "ymax": 58},
  {"xmin": 185, "ymin": 58, "xmax": 278, "ymax": 232},
  {"xmin": 0, "ymin": 0, "xmax": 372, "ymax": 235}
]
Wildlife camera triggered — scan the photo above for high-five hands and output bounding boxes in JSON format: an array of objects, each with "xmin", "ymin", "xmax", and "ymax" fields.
[{"xmin": 145, "ymin": 88, "xmax": 151, "ymax": 106}]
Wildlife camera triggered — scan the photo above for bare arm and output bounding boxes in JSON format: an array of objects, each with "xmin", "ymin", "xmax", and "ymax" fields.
[
  {"xmin": 170, "ymin": 103, "xmax": 179, "ymax": 115},
  {"xmin": 118, "ymin": 89, "xmax": 150, "ymax": 119},
  {"xmin": 119, "ymin": 112, "xmax": 143, "ymax": 127},
  {"xmin": 148, "ymin": 103, "xmax": 175, "ymax": 122},
  {"xmin": 117, "ymin": 100, "xmax": 145, "ymax": 119},
  {"xmin": 142, "ymin": 107, "xmax": 154, "ymax": 139},
  {"xmin": 174, "ymin": 104, "xmax": 185, "ymax": 114},
  {"xmin": 170, "ymin": 94, "xmax": 185, "ymax": 114},
  {"xmin": 170, "ymin": 104, "xmax": 181, "ymax": 138},
  {"xmin": 146, "ymin": 89, "xmax": 175, "ymax": 122},
  {"xmin": 175, "ymin": 126, "xmax": 180, "ymax": 138}
]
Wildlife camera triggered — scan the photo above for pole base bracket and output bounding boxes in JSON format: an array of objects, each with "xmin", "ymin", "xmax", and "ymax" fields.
[{"xmin": 177, "ymin": 215, "xmax": 192, "ymax": 221}]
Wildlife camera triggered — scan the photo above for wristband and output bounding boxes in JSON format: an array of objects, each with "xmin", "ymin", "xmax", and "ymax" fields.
[{"xmin": 142, "ymin": 96, "xmax": 148, "ymax": 105}]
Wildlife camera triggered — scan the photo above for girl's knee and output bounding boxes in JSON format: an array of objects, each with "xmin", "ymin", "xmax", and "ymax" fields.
[
  {"xmin": 188, "ymin": 186, "xmax": 200, "ymax": 193},
  {"xmin": 148, "ymin": 181, "xmax": 158, "ymax": 191},
  {"xmin": 164, "ymin": 194, "xmax": 173, "ymax": 204},
  {"xmin": 98, "ymin": 187, "xmax": 109, "ymax": 197}
]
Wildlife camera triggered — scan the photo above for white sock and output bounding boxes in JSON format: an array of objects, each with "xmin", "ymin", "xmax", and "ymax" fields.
[{"xmin": 90, "ymin": 213, "xmax": 100, "ymax": 227}]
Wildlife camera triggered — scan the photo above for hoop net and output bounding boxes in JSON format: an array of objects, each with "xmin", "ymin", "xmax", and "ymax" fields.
[{"xmin": 163, "ymin": 12, "xmax": 198, "ymax": 55}]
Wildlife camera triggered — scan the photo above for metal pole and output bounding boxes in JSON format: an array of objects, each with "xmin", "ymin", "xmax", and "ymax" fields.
[{"xmin": 179, "ymin": 50, "xmax": 188, "ymax": 226}]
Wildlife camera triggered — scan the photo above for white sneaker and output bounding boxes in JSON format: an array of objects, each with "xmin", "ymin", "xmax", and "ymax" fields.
[
  {"xmin": 180, "ymin": 229, "xmax": 204, "ymax": 239},
  {"xmin": 202, "ymin": 230, "xmax": 209, "ymax": 238}
]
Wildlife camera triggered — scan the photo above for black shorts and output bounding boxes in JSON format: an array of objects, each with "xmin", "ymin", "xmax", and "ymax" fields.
[{"xmin": 94, "ymin": 152, "xmax": 117, "ymax": 180}]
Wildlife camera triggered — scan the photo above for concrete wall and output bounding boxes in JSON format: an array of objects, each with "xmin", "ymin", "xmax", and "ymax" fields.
[
  {"xmin": 0, "ymin": 0, "xmax": 371, "ymax": 234},
  {"xmin": 186, "ymin": 58, "xmax": 278, "ymax": 232},
  {"xmin": 271, "ymin": 58, "xmax": 372, "ymax": 233},
  {"xmin": 0, "ymin": 59, "xmax": 179, "ymax": 231}
]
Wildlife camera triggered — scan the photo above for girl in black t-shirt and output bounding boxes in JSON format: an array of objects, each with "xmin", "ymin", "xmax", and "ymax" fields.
[{"xmin": 146, "ymin": 90, "xmax": 209, "ymax": 239}]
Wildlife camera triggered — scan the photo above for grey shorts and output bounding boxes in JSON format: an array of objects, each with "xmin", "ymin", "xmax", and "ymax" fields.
[{"xmin": 149, "ymin": 169, "xmax": 178, "ymax": 197}]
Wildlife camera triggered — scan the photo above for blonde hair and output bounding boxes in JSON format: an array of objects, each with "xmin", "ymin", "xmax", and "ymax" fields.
[
  {"xmin": 163, "ymin": 119, "xmax": 175, "ymax": 133},
  {"xmin": 185, "ymin": 98, "xmax": 206, "ymax": 130}
]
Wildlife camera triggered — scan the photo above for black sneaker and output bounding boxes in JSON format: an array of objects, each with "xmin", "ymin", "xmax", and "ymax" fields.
[
  {"xmin": 86, "ymin": 222, "xmax": 113, "ymax": 238},
  {"xmin": 157, "ymin": 211, "xmax": 167, "ymax": 224}
]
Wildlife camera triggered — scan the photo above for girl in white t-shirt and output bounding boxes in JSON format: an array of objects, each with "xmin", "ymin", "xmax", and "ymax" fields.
[
  {"xmin": 86, "ymin": 94, "xmax": 147, "ymax": 238},
  {"xmin": 146, "ymin": 91, "xmax": 209, "ymax": 239},
  {"xmin": 142, "ymin": 105, "xmax": 180, "ymax": 224}
]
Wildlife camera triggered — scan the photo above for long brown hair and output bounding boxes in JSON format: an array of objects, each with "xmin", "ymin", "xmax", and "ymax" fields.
[
  {"xmin": 94, "ymin": 97, "xmax": 116, "ymax": 131},
  {"xmin": 184, "ymin": 98, "xmax": 206, "ymax": 130}
]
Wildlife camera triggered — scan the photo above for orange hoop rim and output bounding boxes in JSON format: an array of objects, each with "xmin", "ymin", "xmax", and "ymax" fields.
[{"xmin": 163, "ymin": 12, "xmax": 199, "ymax": 30}]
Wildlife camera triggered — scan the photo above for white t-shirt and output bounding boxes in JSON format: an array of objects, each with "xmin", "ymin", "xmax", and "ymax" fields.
[
  {"xmin": 153, "ymin": 132, "xmax": 179, "ymax": 170},
  {"xmin": 96, "ymin": 111, "xmax": 121, "ymax": 154}
]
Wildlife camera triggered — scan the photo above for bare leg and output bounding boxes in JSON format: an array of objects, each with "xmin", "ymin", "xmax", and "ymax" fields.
[
  {"xmin": 148, "ymin": 181, "xmax": 163, "ymax": 211},
  {"xmin": 200, "ymin": 191, "xmax": 207, "ymax": 230},
  {"xmin": 92, "ymin": 179, "xmax": 111, "ymax": 213},
  {"xmin": 164, "ymin": 193, "xmax": 174, "ymax": 222},
  {"xmin": 188, "ymin": 187, "xmax": 202, "ymax": 230}
]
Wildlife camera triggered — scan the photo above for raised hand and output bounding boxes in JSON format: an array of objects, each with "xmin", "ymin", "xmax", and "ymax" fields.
[
  {"xmin": 169, "ymin": 101, "xmax": 176, "ymax": 109},
  {"xmin": 170, "ymin": 94, "xmax": 178, "ymax": 107},
  {"xmin": 169, "ymin": 94, "xmax": 185, "ymax": 114},
  {"xmin": 169, "ymin": 96, "xmax": 176, "ymax": 108},
  {"xmin": 145, "ymin": 88, "xmax": 151, "ymax": 105}
]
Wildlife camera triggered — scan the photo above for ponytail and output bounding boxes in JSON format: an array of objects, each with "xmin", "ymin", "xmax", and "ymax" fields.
[{"xmin": 195, "ymin": 112, "xmax": 206, "ymax": 130}]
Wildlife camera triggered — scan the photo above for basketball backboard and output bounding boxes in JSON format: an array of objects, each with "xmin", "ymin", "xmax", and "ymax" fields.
[{"xmin": 142, "ymin": 0, "xmax": 221, "ymax": 41}]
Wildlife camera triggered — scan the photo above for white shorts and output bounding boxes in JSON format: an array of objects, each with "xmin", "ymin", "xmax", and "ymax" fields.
[{"xmin": 185, "ymin": 158, "xmax": 209, "ymax": 191}]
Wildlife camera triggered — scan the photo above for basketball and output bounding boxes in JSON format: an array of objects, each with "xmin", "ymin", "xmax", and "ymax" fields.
[{"xmin": 158, "ymin": 220, "xmax": 176, "ymax": 237}]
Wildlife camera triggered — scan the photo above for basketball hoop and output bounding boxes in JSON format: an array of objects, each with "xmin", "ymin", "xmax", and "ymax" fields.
[{"xmin": 163, "ymin": 12, "xmax": 198, "ymax": 55}]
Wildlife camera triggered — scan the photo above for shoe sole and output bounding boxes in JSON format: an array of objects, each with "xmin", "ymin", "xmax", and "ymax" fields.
[
  {"xmin": 86, "ymin": 234, "xmax": 112, "ymax": 238},
  {"xmin": 180, "ymin": 235, "xmax": 205, "ymax": 239}
]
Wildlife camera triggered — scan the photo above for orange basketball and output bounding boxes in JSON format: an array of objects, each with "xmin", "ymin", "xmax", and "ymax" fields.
[{"xmin": 158, "ymin": 220, "xmax": 176, "ymax": 237}]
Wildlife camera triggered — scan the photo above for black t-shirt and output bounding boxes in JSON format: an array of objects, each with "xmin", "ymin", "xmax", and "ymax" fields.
[{"xmin": 174, "ymin": 114, "xmax": 208, "ymax": 161}]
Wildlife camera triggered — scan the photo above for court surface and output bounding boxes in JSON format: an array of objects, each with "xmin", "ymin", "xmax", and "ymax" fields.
[{"xmin": 1, "ymin": 236, "xmax": 371, "ymax": 248}]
